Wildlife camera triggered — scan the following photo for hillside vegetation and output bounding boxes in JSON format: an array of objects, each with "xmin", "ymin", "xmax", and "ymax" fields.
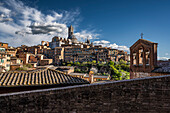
[{"xmin": 63, "ymin": 59, "xmax": 130, "ymax": 80}]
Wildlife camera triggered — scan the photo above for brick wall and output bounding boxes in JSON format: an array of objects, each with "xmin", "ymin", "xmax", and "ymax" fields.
[{"xmin": 0, "ymin": 75, "xmax": 170, "ymax": 112}]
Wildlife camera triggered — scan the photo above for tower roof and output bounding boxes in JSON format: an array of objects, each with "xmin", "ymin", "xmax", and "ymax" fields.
[{"xmin": 130, "ymin": 39, "xmax": 158, "ymax": 50}]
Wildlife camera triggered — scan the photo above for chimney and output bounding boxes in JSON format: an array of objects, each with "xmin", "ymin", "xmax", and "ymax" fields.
[{"xmin": 89, "ymin": 71, "xmax": 94, "ymax": 83}]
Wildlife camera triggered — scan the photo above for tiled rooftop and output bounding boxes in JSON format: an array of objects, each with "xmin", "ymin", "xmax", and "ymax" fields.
[
  {"xmin": 153, "ymin": 61, "xmax": 170, "ymax": 73},
  {"xmin": 0, "ymin": 68, "xmax": 89, "ymax": 87}
]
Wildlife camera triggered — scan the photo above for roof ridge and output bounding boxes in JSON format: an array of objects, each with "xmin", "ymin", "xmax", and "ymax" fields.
[
  {"xmin": 47, "ymin": 68, "xmax": 65, "ymax": 74},
  {"xmin": 139, "ymin": 39, "xmax": 157, "ymax": 44},
  {"xmin": 0, "ymin": 68, "xmax": 48, "ymax": 74},
  {"xmin": 47, "ymin": 68, "xmax": 88, "ymax": 82}
]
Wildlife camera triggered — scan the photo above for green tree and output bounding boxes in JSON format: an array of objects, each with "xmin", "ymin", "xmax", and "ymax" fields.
[
  {"xmin": 110, "ymin": 65, "xmax": 122, "ymax": 80},
  {"xmin": 67, "ymin": 64, "xmax": 71, "ymax": 66},
  {"xmin": 83, "ymin": 61, "xmax": 87, "ymax": 64},
  {"xmin": 70, "ymin": 61, "xmax": 73, "ymax": 65},
  {"xmin": 74, "ymin": 62, "xmax": 80, "ymax": 66},
  {"xmin": 92, "ymin": 60, "xmax": 96, "ymax": 65},
  {"xmin": 119, "ymin": 59, "xmax": 126, "ymax": 65},
  {"xmin": 120, "ymin": 64, "xmax": 130, "ymax": 72},
  {"xmin": 87, "ymin": 61, "xmax": 92, "ymax": 64},
  {"xmin": 109, "ymin": 61, "xmax": 114, "ymax": 66}
]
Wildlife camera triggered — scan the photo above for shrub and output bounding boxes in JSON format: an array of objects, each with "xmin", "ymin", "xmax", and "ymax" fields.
[
  {"xmin": 62, "ymin": 63, "xmax": 66, "ymax": 66},
  {"xmin": 25, "ymin": 64, "xmax": 32, "ymax": 68},
  {"xmin": 16, "ymin": 67, "xmax": 27, "ymax": 71},
  {"xmin": 74, "ymin": 68, "xmax": 81, "ymax": 73}
]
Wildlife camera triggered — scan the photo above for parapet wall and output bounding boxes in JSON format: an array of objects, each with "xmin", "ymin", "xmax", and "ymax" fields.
[
  {"xmin": 130, "ymin": 71, "xmax": 169, "ymax": 79},
  {"xmin": 1, "ymin": 75, "xmax": 170, "ymax": 112}
]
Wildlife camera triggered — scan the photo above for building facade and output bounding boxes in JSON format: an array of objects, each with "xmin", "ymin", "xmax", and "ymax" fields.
[{"xmin": 130, "ymin": 37, "xmax": 170, "ymax": 79}]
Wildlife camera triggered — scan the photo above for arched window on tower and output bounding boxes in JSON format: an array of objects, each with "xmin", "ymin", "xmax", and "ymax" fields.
[
  {"xmin": 139, "ymin": 47, "xmax": 143, "ymax": 66},
  {"xmin": 133, "ymin": 52, "xmax": 137, "ymax": 66},
  {"xmin": 146, "ymin": 49, "xmax": 150, "ymax": 66}
]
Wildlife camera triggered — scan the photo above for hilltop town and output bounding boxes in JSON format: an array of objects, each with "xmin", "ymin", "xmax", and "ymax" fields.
[
  {"xmin": 0, "ymin": 25, "xmax": 129, "ymax": 71},
  {"xmin": 0, "ymin": 26, "xmax": 131, "ymax": 88}
]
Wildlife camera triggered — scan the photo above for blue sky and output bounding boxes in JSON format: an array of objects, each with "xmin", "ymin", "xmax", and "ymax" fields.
[{"xmin": 0, "ymin": 0, "xmax": 170, "ymax": 60}]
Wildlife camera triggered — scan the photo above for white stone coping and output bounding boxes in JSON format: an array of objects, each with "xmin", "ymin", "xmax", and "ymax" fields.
[
  {"xmin": 0, "ymin": 74, "xmax": 170, "ymax": 97},
  {"xmin": 85, "ymin": 75, "xmax": 109, "ymax": 78},
  {"xmin": 69, "ymin": 72, "xmax": 86, "ymax": 76}
]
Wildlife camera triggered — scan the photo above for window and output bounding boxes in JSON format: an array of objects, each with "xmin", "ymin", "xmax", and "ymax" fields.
[
  {"xmin": 1, "ymin": 59, "xmax": 4, "ymax": 63},
  {"xmin": 139, "ymin": 47, "xmax": 143, "ymax": 66},
  {"xmin": 133, "ymin": 52, "xmax": 136, "ymax": 66},
  {"xmin": 0, "ymin": 48, "xmax": 5, "ymax": 52},
  {"xmin": 146, "ymin": 50, "xmax": 150, "ymax": 66}
]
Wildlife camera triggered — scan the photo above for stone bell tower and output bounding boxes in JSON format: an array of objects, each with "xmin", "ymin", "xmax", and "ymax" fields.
[
  {"xmin": 67, "ymin": 25, "xmax": 78, "ymax": 44},
  {"xmin": 68, "ymin": 25, "xmax": 74, "ymax": 39}
]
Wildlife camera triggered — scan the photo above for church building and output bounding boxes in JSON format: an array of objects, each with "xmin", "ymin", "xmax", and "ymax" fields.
[{"xmin": 130, "ymin": 34, "xmax": 170, "ymax": 79}]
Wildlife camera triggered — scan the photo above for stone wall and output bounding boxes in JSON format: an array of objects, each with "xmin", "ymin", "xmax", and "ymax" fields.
[
  {"xmin": 130, "ymin": 71, "xmax": 170, "ymax": 79},
  {"xmin": 1, "ymin": 75, "xmax": 170, "ymax": 112}
]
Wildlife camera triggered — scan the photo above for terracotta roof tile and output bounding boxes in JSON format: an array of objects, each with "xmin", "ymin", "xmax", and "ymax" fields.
[{"xmin": 0, "ymin": 68, "xmax": 89, "ymax": 87}]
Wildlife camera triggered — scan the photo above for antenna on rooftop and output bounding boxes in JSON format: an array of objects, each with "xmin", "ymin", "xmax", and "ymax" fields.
[{"xmin": 140, "ymin": 33, "xmax": 144, "ymax": 39}]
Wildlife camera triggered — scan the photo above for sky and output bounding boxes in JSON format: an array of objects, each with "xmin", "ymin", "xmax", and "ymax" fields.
[{"xmin": 0, "ymin": 0, "xmax": 170, "ymax": 60}]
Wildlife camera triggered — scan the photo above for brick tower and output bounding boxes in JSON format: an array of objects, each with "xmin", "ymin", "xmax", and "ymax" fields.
[{"xmin": 130, "ymin": 36, "xmax": 158, "ymax": 79}]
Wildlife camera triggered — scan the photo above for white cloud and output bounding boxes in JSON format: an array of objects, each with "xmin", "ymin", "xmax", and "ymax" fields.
[
  {"xmin": 46, "ymin": 12, "xmax": 63, "ymax": 23},
  {"xmin": 15, "ymin": 22, "xmax": 68, "ymax": 35},
  {"xmin": 94, "ymin": 40, "xmax": 110, "ymax": 46},
  {"xmin": 93, "ymin": 40, "xmax": 129, "ymax": 51},
  {"xmin": 165, "ymin": 53, "xmax": 169, "ymax": 56},
  {"xmin": 109, "ymin": 44, "xmax": 129, "ymax": 51},
  {"xmin": 158, "ymin": 57, "xmax": 170, "ymax": 61},
  {"xmin": 0, "ymin": 4, "xmax": 13, "ymax": 22},
  {"xmin": 0, "ymin": 0, "xmax": 82, "ymax": 46},
  {"xmin": 0, "ymin": 6, "xmax": 11, "ymax": 15},
  {"xmin": 74, "ymin": 30, "xmax": 100, "ymax": 41},
  {"xmin": 0, "ymin": 14, "xmax": 13, "ymax": 22}
]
